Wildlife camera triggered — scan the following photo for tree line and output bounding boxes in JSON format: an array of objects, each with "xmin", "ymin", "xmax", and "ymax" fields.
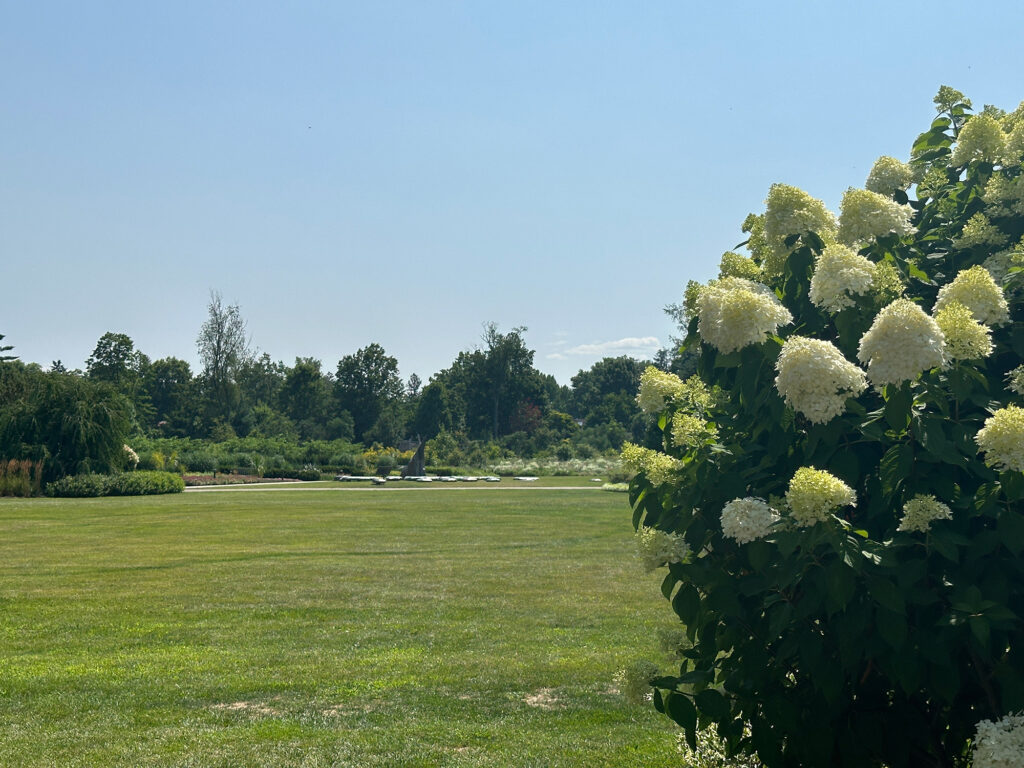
[{"xmin": 1, "ymin": 295, "xmax": 694, "ymax": 481}]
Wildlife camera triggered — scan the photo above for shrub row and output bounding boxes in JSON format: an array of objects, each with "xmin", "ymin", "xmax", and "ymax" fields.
[{"xmin": 46, "ymin": 471, "xmax": 185, "ymax": 498}]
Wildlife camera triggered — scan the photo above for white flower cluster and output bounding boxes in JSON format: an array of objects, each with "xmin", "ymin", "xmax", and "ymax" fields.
[
  {"xmin": 697, "ymin": 277, "xmax": 793, "ymax": 353},
  {"xmin": 955, "ymin": 213, "xmax": 1009, "ymax": 249},
  {"xmin": 615, "ymin": 659, "xmax": 661, "ymax": 704},
  {"xmin": 677, "ymin": 723, "xmax": 763, "ymax": 768},
  {"xmin": 951, "ymin": 113, "xmax": 1007, "ymax": 165},
  {"xmin": 786, "ymin": 467, "xmax": 856, "ymax": 527},
  {"xmin": 635, "ymin": 526, "xmax": 690, "ymax": 572},
  {"xmin": 865, "ymin": 156, "xmax": 914, "ymax": 196},
  {"xmin": 682, "ymin": 280, "xmax": 703, "ymax": 322},
  {"xmin": 775, "ymin": 337, "xmax": 867, "ymax": 423},
  {"xmin": 934, "ymin": 301, "xmax": 993, "ymax": 361},
  {"xmin": 741, "ymin": 213, "xmax": 771, "ymax": 268},
  {"xmin": 1008, "ymin": 365, "xmax": 1024, "ymax": 396},
  {"xmin": 719, "ymin": 251, "xmax": 762, "ymax": 280},
  {"xmin": 1007, "ymin": 122, "xmax": 1024, "ymax": 162},
  {"xmin": 897, "ymin": 494, "xmax": 952, "ymax": 533},
  {"xmin": 671, "ymin": 412, "xmax": 716, "ymax": 448},
  {"xmin": 620, "ymin": 442, "xmax": 681, "ymax": 486},
  {"xmin": 934, "ymin": 266, "xmax": 1010, "ymax": 326},
  {"xmin": 983, "ymin": 173, "xmax": 1024, "ymax": 219},
  {"xmin": 873, "ymin": 261, "xmax": 906, "ymax": 303},
  {"xmin": 983, "ymin": 251, "xmax": 1016, "ymax": 286},
  {"xmin": 972, "ymin": 710, "xmax": 1024, "ymax": 768},
  {"xmin": 123, "ymin": 444, "xmax": 139, "ymax": 469},
  {"xmin": 837, "ymin": 188, "xmax": 915, "ymax": 246},
  {"xmin": 808, "ymin": 243, "xmax": 876, "ymax": 312},
  {"xmin": 976, "ymin": 405, "xmax": 1024, "ymax": 473},
  {"xmin": 857, "ymin": 299, "xmax": 946, "ymax": 388},
  {"xmin": 636, "ymin": 366, "xmax": 686, "ymax": 414},
  {"xmin": 763, "ymin": 183, "xmax": 837, "ymax": 259},
  {"xmin": 720, "ymin": 497, "xmax": 780, "ymax": 544}
]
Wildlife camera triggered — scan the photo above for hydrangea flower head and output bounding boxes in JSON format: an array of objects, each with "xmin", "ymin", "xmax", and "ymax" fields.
[
  {"xmin": 636, "ymin": 367, "xmax": 686, "ymax": 414},
  {"xmin": 1007, "ymin": 365, "xmax": 1024, "ymax": 396},
  {"xmin": 682, "ymin": 280, "xmax": 703, "ymax": 323},
  {"xmin": 620, "ymin": 442, "xmax": 681, "ymax": 486},
  {"xmin": 786, "ymin": 467, "xmax": 856, "ymax": 527},
  {"xmin": 696, "ymin": 277, "xmax": 793, "ymax": 353},
  {"xmin": 865, "ymin": 156, "xmax": 914, "ymax": 196},
  {"xmin": 934, "ymin": 301, "xmax": 993, "ymax": 360},
  {"xmin": 809, "ymin": 243, "xmax": 876, "ymax": 312},
  {"xmin": 917, "ymin": 166, "xmax": 951, "ymax": 199},
  {"xmin": 635, "ymin": 527, "xmax": 689, "ymax": 572},
  {"xmin": 741, "ymin": 212, "xmax": 772, "ymax": 267},
  {"xmin": 671, "ymin": 412, "xmax": 716, "ymax": 448},
  {"xmin": 837, "ymin": 188, "xmax": 915, "ymax": 246},
  {"xmin": 934, "ymin": 85, "xmax": 971, "ymax": 113},
  {"xmin": 775, "ymin": 336, "xmax": 867, "ymax": 423},
  {"xmin": 1003, "ymin": 100, "xmax": 1024, "ymax": 132},
  {"xmin": 677, "ymin": 375, "xmax": 718, "ymax": 413},
  {"xmin": 897, "ymin": 495, "xmax": 953, "ymax": 533},
  {"xmin": 1006, "ymin": 122, "xmax": 1024, "ymax": 163},
  {"xmin": 955, "ymin": 213, "xmax": 1010, "ymax": 249},
  {"xmin": 983, "ymin": 251, "xmax": 1016, "ymax": 286},
  {"xmin": 934, "ymin": 265, "xmax": 1010, "ymax": 325},
  {"xmin": 763, "ymin": 183, "xmax": 836, "ymax": 252},
  {"xmin": 972, "ymin": 711, "xmax": 1024, "ymax": 768},
  {"xmin": 857, "ymin": 299, "xmax": 946, "ymax": 388},
  {"xmin": 720, "ymin": 497, "xmax": 780, "ymax": 544},
  {"xmin": 951, "ymin": 113, "xmax": 1007, "ymax": 165},
  {"xmin": 873, "ymin": 261, "xmax": 906, "ymax": 303},
  {"xmin": 976, "ymin": 405, "xmax": 1024, "ymax": 472},
  {"xmin": 718, "ymin": 251, "xmax": 761, "ymax": 280},
  {"xmin": 983, "ymin": 174, "xmax": 1024, "ymax": 219}
]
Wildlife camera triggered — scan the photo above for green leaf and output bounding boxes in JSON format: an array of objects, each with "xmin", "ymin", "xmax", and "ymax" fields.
[
  {"xmin": 970, "ymin": 616, "xmax": 991, "ymax": 650},
  {"xmin": 694, "ymin": 688, "xmax": 731, "ymax": 721},
  {"xmin": 673, "ymin": 584, "xmax": 701, "ymax": 626},
  {"xmin": 665, "ymin": 690, "xmax": 697, "ymax": 732},
  {"xmin": 929, "ymin": 530, "xmax": 960, "ymax": 563},
  {"xmin": 826, "ymin": 561, "xmax": 857, "ymax": 612},
  {"xmin": 879, "ymin": 443, "xmax": 913, "ymax": 497},
  {"xmin": 883, "ymin": 385, "xmax": 912, "ymax": 431},
  {"xmin": 868, "ymin": 578, "xmax": 905, "ymax": 613},
  {"xmin": 745, "ymin": 540, "xmax": 772, "ymax": 572},
  {"xmin": 661, "ymin": 571, "xmax": 679, "ymax": 601},
  {"xmin": 877, "ymin": 608, "xmax": 908, "ymax": 649},
  {"xmin": 997, "ymin": 509, "xmax": 1024, "ymax": 555}
]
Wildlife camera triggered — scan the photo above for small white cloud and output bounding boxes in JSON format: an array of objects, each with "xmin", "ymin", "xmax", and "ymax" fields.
[
  {"xmin": 562, "ymin": 336, "xmax": 661, "ymax": 358},
  {"xmin": 546, "ymin": 352, "xmax": 567, "ymax": 360}
]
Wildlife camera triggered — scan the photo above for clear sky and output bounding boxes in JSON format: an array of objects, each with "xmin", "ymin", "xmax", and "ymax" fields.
[{"xmin": 3, "ymin": 1, "xmax": 1023, "ymax": 384}]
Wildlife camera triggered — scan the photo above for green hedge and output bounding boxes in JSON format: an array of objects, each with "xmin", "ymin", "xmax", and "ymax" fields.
[{"xmin": 47, "ymin": 471, "xmax": 185, "ymax": 498}]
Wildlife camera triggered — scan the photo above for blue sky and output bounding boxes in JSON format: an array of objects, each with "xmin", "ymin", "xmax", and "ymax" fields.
[{"xmin": 3, "ymin": 1, "xmax": 1023, "ymax": 384}]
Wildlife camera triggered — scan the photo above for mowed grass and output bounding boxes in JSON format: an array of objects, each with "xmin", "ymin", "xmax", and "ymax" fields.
[{"xmin": 0, "ymin": 488, "xmax": 681, "ymax": 767}]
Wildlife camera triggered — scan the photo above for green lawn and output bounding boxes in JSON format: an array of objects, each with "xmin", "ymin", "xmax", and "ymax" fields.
[{"xmin": 0, "ymin": 489, "xmax": 682, "ymax": 767}]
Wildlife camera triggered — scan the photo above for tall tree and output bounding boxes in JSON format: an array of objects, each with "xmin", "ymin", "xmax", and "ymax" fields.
[
  {"xmin": 280, "ymin": 357, "xmax": 331, "ymax": 439},
  {"xmin": 334, "ymin": 343, "xmax": 404, "ymax": 442},
  {"xmin": 196, "ymin": 292, "xmax": 253, "ymax": 427},
  {"xmin": 86, "ymin": 332, "xmax": 143, "ymax": 389},
  {"xmin": 0, "ymin": 333, "xmax": 15, "ymax": 362},
  {"xmin": 479, "ymin": 323, "xmax": 546, "ymax": 438},
  {"xmin": 141, "ymin": 357, "xmax": 194, "ymax": 434},
  {"xmin": 236, "ymin": 353, "xmax": 287, "ymax": 409}
]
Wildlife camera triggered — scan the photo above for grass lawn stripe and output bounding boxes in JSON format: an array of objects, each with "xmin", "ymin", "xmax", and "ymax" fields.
[{"xmin": 0, "ymin": 489, "xmax": 680, "ymax": 767}]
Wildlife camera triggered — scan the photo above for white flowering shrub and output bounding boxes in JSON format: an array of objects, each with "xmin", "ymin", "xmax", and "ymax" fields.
[{"xmin": 626, "ymin": 88, "xmax": 1024, "ymax": 768}]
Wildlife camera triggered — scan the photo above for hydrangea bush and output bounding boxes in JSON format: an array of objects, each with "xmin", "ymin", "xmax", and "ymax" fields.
[{"xmin": 625, "ymin": 88, "xmax": 1024, "ymax": 767}]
